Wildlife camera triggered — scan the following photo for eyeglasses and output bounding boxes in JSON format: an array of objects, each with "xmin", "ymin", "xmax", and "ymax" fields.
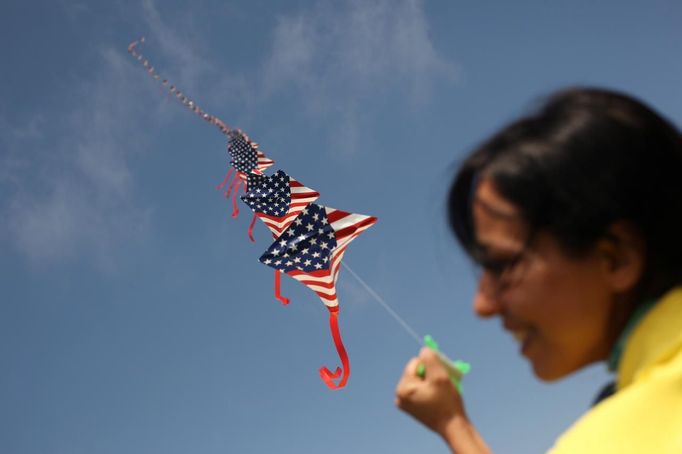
[{"xmin": 474, "ymin": 249, "xmax": 529, "ymax": 293}]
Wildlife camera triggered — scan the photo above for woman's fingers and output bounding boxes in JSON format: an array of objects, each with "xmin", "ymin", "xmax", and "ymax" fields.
[
  {"xmin": 395, "ymin": 357, "xmax": 421, "ymax": 404},
  {"xmin": 418, "ymin": 348, "xmax": 448, "ymax": 376},
  {"xmin": 395, "ymin": 348, "xmax": 466, "ymax": 435}
]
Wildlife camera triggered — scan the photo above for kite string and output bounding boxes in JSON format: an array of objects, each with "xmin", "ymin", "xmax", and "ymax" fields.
[
  {"xmin": 341, "ymin": 261, "xmax": 423, "ymax": 347},
  {"xmin": 127, "ymin": 36, "xmax": 232, "ymax": 136}
]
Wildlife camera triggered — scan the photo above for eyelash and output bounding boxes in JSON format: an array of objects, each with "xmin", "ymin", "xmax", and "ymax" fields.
[{"xmin": 478, "ymin": 255, "xmax": 523, "ymax": 276}]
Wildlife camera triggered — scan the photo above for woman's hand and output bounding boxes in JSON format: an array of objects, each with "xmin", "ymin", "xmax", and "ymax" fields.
[
  {"xmin": 395, "ymin": 347, "xmax": 492, "ymax": 454},
  {"xmin": 395, "ymin": 347, "xmax": 465, "ymax": 434}
]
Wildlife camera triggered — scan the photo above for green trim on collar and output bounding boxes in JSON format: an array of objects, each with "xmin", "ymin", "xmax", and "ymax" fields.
[{"xmin": 608, "ymin": 299, "xmax": 657, "ymax": 372}]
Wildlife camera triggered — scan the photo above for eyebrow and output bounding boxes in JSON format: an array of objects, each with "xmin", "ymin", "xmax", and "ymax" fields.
[
  {"xmin": 475, "ymin": 241, "xmax": 525, "ymax": 257},
  {"xmin": 472, "ymin": 197, "xmax": 521, "ymax": 221}
]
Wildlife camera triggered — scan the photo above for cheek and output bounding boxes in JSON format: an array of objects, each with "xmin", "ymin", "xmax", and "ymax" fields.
[
  {"xmin": 519, "ymin": 259, "xmax": 614, "ymax": 369},
  {"xmin": 521, "ymin": 252, "xmax": 609, "ymax": 317}
]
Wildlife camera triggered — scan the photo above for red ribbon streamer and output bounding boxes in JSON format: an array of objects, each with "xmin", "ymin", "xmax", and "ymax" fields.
[
  {"xmin": 225, "ymin": 173, "xmax": 239, "ymax": 198},
  {"xmin": 274, "ymin": 270, "xmax": 290, "ymax": 305},
  {"xmin": 319, "ymin": 308, "xmax": 350, "ymax": 390},
  {"xmin": 247, "ymin": 212, "xmax": 258, "ymax": 243},
  {"xmin": 230, "ymin": 179, "xmax": 244, "ymax": 218},
  {"xmin": 216, "ymin": 168, "xmax": 235, "ymax": 191}
]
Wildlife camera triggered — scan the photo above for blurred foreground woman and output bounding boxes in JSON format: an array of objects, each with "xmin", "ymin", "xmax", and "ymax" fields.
[{"xmin": 396, "ymin": 88, "xmax": 682, "ymax": 453}]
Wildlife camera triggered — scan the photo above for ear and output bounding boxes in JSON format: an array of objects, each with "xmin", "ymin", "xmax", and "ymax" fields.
[{"xmin": 595, "ymin": 221, "xmax": 645, "ymax": 293}]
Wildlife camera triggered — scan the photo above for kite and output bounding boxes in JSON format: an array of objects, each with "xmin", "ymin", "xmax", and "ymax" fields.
[
  {"xmin": 241, "ymin": 170, "xmax": 320, "ymax": 238},
  {"xmin": 241, "ymin": 169, "xmax": 320, "ymax": 305},
  {"xmin": 217, "ymin": 129, "xmax": 274, "ymax": 219},
  {"xmin": 259, "ymin": 204, "xmax": 377, "ymax": 389},
  {"xmin": 128, "ymin": 37, "xmax": 377, "ymax": 389}
]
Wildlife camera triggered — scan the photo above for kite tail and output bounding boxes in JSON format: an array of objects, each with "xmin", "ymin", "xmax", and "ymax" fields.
[
  {"xmin": 247, "ymin": 212, "xmax": 258, "ymax": 243},
  {"xmin": 220, "ymin": 173, "xmax": 244, "ymax": 218},
  {"xmin": 224, "ymin": 172, "xmax": 240, "ymax": 198},
  {"xmin": 229, "ymin": 179, "xmax": 245, "ymax": 218},
  {"xmin": 319, "ymin": 308, "xmax": 350, "ymax": 390},
  {"xmin": 216, "ymin": 167, "xmax": 235, "ymax": 191},
  {"xmin": 216, "ymin": 168, "xmax": 243, "ymax": 219},
  {"xmin": 273, "ymin": 270, "xmax": 290, "ymax": 305},
  {"xmin": 127, "ymin": 36, "xmax": 231, "ymax": 136}
]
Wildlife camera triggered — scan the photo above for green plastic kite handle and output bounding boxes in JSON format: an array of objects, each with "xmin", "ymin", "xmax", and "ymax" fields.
[{"xmin": 423, "ymin": 334, "xmax": 471, "ymax": 393}]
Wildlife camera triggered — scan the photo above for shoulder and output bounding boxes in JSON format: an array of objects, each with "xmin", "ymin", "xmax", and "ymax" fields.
[{"xmin": 548, "ymin": 333, "xmax": 682, "ymax": 453}]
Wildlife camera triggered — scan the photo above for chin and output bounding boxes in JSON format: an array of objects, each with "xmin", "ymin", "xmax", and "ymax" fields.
[
  {"xmin": 534, "ymin": 371, "xmax": 566, "ymax": 383},
  {"xmin": 530, "ymin": 361, "xmax": 576, "ymax": 382}
]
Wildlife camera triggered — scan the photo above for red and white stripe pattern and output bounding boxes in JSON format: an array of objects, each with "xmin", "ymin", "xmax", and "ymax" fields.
[
  {"xmin": 233, "ymin": 151, "xmax": 274, "ymax": 182},
  {"xmin": 251, "ymin": 136, "xmax": 274, "ymax": 174},
  {"xmin": 286, "ymin": 207, "xmax": 377, "ymax": 309},
  {"xmin": 254, "ymin": 151, "xmax": 274, "ymax": 176},
  {"xmin": 228, "ymin": 129, "xmax": 274, "ymax": 180},
  {"xmin": 243, "ymin": 175, "xmax": 320, "ymax": 237}
]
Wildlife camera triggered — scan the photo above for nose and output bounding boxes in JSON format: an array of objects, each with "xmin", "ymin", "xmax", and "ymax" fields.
[{"xmin": 473, "ymin": 272, "xmax": 504, "ymax": 318}]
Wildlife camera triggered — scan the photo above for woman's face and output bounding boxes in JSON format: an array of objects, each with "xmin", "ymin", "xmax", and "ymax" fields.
[{"xmin": 472, "ymin": 179, "xmax": 625, "ymax": 381}]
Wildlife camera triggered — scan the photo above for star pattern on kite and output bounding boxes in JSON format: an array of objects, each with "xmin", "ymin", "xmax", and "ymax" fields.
[
  {"xmin": 242, "ymin": 171, "xmax": 291, "ymax": 218},
  {"xmin": 260, "ymin": 204, "xmax": 337, "ymax": 273}
]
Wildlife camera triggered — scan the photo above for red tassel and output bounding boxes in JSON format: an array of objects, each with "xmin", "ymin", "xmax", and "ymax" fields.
[
  {"xmin": 274, "ymin": 270, "xmax": 290, "ymax": 305},
  {"xmin": 225, "ymin": 174, "xmax": 239, "ymax": 198},
  {"xmin": 216, "ymin": 168, "xmax": 234, "ymax": 191},
  {"xmin": 319, "ymin": 308, "xmax": 350, "ymax": 390},
  {"xmin": 230, "ymin": 179, "xmax": 243, "ymax": 218},
  {"xmin": 247, "ymin": 212, "xmax": 257, "ymax": 243}
]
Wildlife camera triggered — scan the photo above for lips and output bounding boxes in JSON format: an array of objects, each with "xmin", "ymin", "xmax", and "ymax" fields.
[
  {"xmin": 503, "ymin": 319, "xmax": 533, "ymax": 352},
  {"xmin": 503, "ymin": 318, "xmax": 528, "ymax": 333},
  {"xmin": 510, "ymin": 330, "xmax": 527, "ymax": 343}
]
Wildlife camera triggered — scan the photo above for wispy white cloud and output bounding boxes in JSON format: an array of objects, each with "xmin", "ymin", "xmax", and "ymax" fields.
[
  {"xmin": 1, "ymin": 0, "xmax": 208, "ymax": 269},
  {"xmin": 2, "ymin": 48, "xmax": 152, "ymax": 269},
  {"xmin": 140, "ymin": 0, "xmax": 209, "ymax": 93},
  {"xmin": 59, "ymin": 0, "xmax": 90, "ymax": 24},
  {"xmin": 261, "ymin": 0, "xmax": 457, "ymax": 151}
]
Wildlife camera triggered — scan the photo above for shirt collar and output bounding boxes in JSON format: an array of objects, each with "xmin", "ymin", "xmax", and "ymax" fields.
[
  {"xmin": 607, "ymin": 298, "xmax": 656, "ymax": 372},
  {"xmin": 616, "ymin": 286, "xmax": 682, "ymax": 390}
]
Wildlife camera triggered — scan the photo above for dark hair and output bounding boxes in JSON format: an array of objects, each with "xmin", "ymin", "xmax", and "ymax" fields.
[{"xmin": 448, "ymin": 87, "xmax": 682, "ymax": 301}]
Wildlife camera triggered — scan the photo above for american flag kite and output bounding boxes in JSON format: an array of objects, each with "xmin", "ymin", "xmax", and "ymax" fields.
[
  {"xmin": 217, "ymin": 129, "xmax": 275, "ymax": 218},
  {"xmin": 227, "ymin": 129, "xmax": 274, "ymax": 178},
  {"xmin": 241, "ymin": 170, "xmax": 320, "ymax": 305},
  {"xmin": 128, "ymin": 37, "xmax": 377, "ymax": 390},
  {"xmin": 259, "ymin": 204, "xmax": 377, "ymax": 389},
  {"xmin": 241, "ymin": 170, "xmax": 320, "ymax": 238},
  {"xmin": 259, "ymin": 204, "xmax": 377, "ymax": 308}
]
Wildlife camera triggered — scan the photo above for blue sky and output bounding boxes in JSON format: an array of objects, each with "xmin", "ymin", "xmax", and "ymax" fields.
[{"xmin": 2, "ymin": 1, "xmax": 681, "ymax": 453}]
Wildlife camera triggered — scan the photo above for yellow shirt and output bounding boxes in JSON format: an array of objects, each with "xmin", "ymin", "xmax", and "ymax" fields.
[{"xmin": 548, "ymin": 287, "xmax": 682, "ymax": 454}]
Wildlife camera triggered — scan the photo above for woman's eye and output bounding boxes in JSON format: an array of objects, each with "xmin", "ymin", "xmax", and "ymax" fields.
[
  {"xmin": 484, "ymin": 260, "xmax": 509, "ymax": 274},
  {"xmin": 481, "ymin": 256, "xmax": 521, "ymax": 274}
]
